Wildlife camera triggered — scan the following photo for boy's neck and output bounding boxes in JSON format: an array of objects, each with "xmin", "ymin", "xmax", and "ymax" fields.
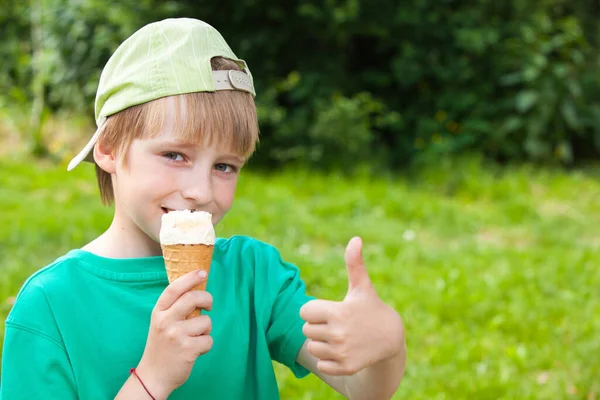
[{"xmin": 82, "ymin": 216, "xmax": 162, "ymax": 259}]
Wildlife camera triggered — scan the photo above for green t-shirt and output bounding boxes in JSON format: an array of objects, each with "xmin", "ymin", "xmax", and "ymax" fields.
[{"xmin": 1, "ymin": 236, "xmax": 313, "ymax": 399}]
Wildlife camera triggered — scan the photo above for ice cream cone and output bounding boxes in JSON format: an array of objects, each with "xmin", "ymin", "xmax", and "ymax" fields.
[{"xmin": 162, "ymin": 243, "xmax": 214, "ymax": 318}]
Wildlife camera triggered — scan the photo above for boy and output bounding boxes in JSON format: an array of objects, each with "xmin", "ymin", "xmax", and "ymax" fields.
[{"xmin": 1, "ymin": 18, "xmax": 406, "ymax": 399}]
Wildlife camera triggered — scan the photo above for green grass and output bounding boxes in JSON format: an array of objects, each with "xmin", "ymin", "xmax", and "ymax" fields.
[{"xmin": 1, "ymin": 155, "xmax": 600, "ymax": 399}]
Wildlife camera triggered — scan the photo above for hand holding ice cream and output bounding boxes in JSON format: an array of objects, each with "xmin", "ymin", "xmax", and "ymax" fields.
[{"xmin": 137, "ymin": 269, "xmax": 214, "ymax": 398}]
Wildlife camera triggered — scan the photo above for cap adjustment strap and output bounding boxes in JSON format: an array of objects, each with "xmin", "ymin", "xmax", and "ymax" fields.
[{"xmin": 212, "ymin": 70, "xmax": 254, "ymax": 94}]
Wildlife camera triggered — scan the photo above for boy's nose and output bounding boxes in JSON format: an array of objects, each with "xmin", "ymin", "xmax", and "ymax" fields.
[{"xmin": 180, "ymin": 175, "xmax": 214, "ymax": 206}]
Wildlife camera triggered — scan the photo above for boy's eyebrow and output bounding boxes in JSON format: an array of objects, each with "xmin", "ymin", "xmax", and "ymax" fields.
[
  {"xmin": 219, "ymin": 154, "xmax": 246, "ymax": 164},
  {"xmin": 158, "ymin": 140, "xmax": 198, "ymax": 148}
]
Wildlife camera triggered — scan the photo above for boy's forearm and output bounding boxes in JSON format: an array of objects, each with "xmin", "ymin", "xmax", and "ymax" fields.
[{"xmin": 343, "ymin": 343, "xmax": 406, "ymax": 400}]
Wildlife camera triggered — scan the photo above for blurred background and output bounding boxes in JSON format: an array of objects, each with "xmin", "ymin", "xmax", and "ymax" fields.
[{"xmin": 1, "ymin": 0, "xmax": 600, "ymax": 399}]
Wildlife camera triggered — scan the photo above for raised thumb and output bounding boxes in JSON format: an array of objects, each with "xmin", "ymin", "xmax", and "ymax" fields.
[{"xmin": 345, "ymin": 236, "xmax": 372, "ymax": 293}]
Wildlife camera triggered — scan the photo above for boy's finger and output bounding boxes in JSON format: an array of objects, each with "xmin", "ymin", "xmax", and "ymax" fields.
[
  {"xmin": 170, "ymin": 290, "xmax": 213, "ymax": 319},
  {"xmin": 307, "ymin": 340, "xmax": 337, "ymax": 361},
  {"xmin": 155, "ymin": 270, "xmax": 207, "ymax": 311},
  {"xmin": 183, "ymin": 314, "xmax": 212, "ymax": 336},
  {"xmin": 300, "ymin": 299, "xmax": 336, "ymax": 323},
  {"xmin": 316, "ymin": 359, "xmax": 348, "ymax": 376},
  {"xmin": 302, "ymin": 322, "xmax": 330, "ymax": 342},
  {"xmin": 187, "ymin": 334, "xmax": 214, "ymax": 357},
  {"xmin": 345, "ymin": 236, "xmax": 373, "ymax": 293}
]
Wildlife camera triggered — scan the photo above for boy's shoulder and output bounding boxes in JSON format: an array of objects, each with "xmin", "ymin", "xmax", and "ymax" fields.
[
  {"xmin": 14, "ymin": 250, "xmax": 82, "ymax": 299},
  {"xmin": 216, "ymin": 235, "xmax": 287, "ymax": 265},
  {"xmin": 5, "ymin": 250, "xmax": 82, "ymax": 333},
  {"xmin": 217, "ymin": 235, "xmax": 278, "ymax": 253},
  {"xmin": 216, "ymin": 235, "xmax": 303, "ymax": 286}
]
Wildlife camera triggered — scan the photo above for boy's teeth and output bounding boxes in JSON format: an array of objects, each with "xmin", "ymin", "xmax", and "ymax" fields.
[{"xmin": 162, "ymin": 208, "xmax": 202, "ymax": 213}]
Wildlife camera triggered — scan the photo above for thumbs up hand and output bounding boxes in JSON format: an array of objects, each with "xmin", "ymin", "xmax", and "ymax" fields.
[{"xmin": 300, "ymin": 237, "xmax": 405, "ymax": 376}]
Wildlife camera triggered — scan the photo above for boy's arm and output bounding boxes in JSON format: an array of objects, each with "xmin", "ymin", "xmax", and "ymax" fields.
[{"xmin": 297, "ymin": 334, "xmax": 406, "ymax": 399}]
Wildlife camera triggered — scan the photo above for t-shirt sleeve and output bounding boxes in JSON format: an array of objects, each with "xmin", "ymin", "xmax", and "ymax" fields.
[
  {"xmin": 256, "ymin": 243, "xmax": 315, "ymax": 378},
  {"xmin": 1, "ymin": 281, "xmax": 77, "ymax": 399}
]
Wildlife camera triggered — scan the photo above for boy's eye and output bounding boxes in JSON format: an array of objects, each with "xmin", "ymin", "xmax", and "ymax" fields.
[
  {"xmin": 214, "ymin": 163, "xmax": 237, "ymax": 173},
  {"xmin": 163, "ymin": 152, "xmax": 185, "ymax": 162}
]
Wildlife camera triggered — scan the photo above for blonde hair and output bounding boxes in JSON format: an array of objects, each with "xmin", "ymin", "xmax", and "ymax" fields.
[{"xmin": 95, "ymin": 57, "xmax": 259, "ymax": 205}]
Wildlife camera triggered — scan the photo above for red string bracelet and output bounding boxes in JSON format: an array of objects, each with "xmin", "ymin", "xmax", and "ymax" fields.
[{"xmin": 130, "ymin": 368, "xmax": 156, "ymax": 400}]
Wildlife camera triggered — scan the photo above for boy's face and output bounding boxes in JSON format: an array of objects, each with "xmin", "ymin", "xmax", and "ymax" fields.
[{"xmin": 111, "ymin": 116, "xmax": 245, "ymax": 245}]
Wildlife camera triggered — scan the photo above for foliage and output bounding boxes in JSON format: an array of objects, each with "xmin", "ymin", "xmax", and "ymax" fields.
[
  {"xmin": 2, "ymin": 156, "xmax": 600, "ymax": 398},
  {"xmin": 0, "ymin": 0, "xmax": 599, "ymax": 167}
]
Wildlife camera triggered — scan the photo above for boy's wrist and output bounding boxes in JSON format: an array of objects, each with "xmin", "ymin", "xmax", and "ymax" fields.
[{"xmin": 134, "ymin": 363, "xmax": 173, "ymax": 400}]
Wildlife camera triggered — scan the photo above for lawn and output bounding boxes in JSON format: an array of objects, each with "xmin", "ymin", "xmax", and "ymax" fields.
[{"xmin": 1, "ymin": 154, "xmax": 599, "ymax": 399}]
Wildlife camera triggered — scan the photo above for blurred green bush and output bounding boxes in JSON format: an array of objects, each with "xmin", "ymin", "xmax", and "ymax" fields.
[{"xmin": 1, "ymin": 0, "xmax": 599, "ymax": 167}]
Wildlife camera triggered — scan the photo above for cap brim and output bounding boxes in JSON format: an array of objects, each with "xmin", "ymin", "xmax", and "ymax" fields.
[{"xmin": 67, "ymin": 127, "xmax": 101, "ymax": 171}]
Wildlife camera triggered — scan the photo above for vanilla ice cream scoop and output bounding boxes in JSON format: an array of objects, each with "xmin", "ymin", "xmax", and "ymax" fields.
[{"xmin": 159, "ymin": 210, "xmax": 215, "ymax": 245}]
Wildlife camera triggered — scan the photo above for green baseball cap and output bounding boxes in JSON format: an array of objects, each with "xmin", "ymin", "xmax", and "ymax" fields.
[{"xmin": 67, "ymin": 18, "xmax": 255, "ymax": 171}]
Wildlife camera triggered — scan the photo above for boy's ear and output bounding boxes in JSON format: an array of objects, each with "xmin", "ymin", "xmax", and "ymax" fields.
[{"xmin": 93, "ymin": 140, "xmax": 116, "ymax": 174}]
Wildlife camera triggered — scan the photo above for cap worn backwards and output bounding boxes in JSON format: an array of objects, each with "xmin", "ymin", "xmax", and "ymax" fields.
[{"xmin": 67, "ymin": 18, "xmax": 255, "ymax": 171}]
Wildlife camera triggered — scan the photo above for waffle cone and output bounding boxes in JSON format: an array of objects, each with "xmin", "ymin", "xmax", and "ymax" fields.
[{"xmin": 162, "ymin": 243, "xmax": 214, "ymax": 318}]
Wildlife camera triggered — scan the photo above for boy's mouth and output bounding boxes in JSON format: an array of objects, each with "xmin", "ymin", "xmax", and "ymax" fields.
[{"xmin": 161, "ymin": 207, "xmax": 200, "ymax": 214}]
